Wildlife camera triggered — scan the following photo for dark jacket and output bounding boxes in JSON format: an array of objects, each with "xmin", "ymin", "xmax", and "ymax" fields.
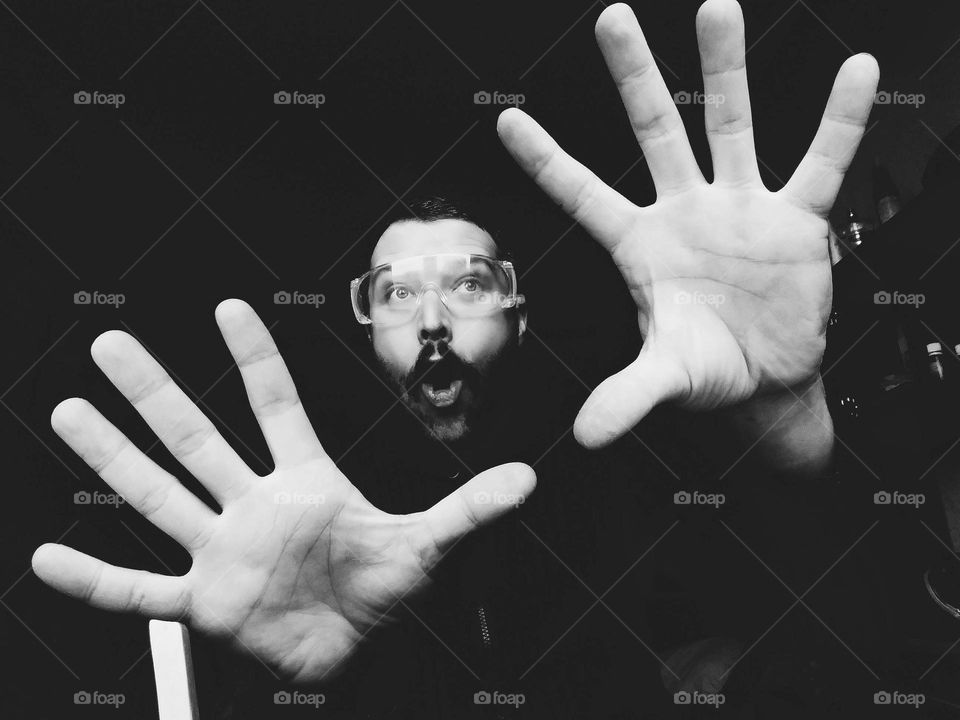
[{"xmin": 195, "ymin": 350, "xmax": 900, "ymax": 719}]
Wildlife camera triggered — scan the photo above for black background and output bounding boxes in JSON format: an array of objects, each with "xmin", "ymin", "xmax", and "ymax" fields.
[{"xmin": 3, "ymin": 1, "xmax": 960, "ymax": 717}]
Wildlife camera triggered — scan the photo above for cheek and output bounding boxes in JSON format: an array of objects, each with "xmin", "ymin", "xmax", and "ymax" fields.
[
  {"xmin": 450, "ymin": 316, "xmax": 513, "ymax": 367},
  {"xmin": 371, "ymin": 327, "xmax": 420, "ymax": 378}
]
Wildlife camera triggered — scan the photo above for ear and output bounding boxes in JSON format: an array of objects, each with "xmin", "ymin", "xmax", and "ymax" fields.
[{"xmin": 517, "ymin": 305, "xmax": 528, "ymax": 344}]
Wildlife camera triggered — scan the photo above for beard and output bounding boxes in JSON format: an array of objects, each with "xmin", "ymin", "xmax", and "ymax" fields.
[{"xmin": 378, "ymin": 334, "xmax": 520, "ymax": 444}]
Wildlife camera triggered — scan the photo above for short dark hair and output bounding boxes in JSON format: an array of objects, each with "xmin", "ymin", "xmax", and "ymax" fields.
[
  {"xmin": 362, "ymin": 194, "xmax": 525, "ymax": 340},
  {"xmin": 402, "ymin": 195, "xmax": 482, "ymax": 225},
  {"xmin": 373, "ymin": 195, "xmax": 512, "ymax": 265}
]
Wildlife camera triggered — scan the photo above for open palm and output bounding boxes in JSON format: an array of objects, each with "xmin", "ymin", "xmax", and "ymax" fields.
[
  {"xmin": 32, "ymin": 300, "xmax": 535, "ymax": 683},
  {"xmin": 498, "ymin": 0, "xmax": 879, "ymax": 448}
]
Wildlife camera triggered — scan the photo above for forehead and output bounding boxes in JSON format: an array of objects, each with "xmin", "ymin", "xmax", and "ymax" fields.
[{"xmin": 371, "ymin": 218, "xmax": 498, "ymax": 268}]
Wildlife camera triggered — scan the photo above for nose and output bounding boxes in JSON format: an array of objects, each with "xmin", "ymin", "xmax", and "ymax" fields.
[{"xmin": 417, "ymin": 288, "xmax": 451, "ymax": 344}]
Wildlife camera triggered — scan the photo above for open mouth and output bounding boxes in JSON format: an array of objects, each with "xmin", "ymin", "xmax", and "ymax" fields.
[
  {"xmin": 421, "ymin": 379, "xmax": 463, "ymax": 407},
  {"xmin": 416, "ymin": 360, "xmax": 464, "ymax": 408}
]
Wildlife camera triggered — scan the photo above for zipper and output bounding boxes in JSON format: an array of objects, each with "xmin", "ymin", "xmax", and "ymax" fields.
[
  {"xmin": 476, "ymin": 604, "xmax": 508, "ymax": 719},
  {"xmin": 477, "ymin": 604, "xmax": 493, "ymax": 649}
]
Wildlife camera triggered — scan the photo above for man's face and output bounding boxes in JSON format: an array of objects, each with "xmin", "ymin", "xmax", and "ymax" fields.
[{"xmin": 368, "ymin": 218, "xmax": 521, "ymax": 442}]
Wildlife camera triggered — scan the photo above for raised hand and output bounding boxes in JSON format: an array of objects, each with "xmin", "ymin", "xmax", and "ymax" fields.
[
  {"xmin": 498, "ymin": 0, "xmax": 878, "ymax": 450},
  {"xmin": 32, "ymin": 300, "xmax": 535, "ymax": 683}
]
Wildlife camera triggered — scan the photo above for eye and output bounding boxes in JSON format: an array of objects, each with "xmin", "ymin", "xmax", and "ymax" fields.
[
  {"xmin": 386, "ymin": 285, "xmax": 412, "ymax": 302},
  {"xmin": 454, "ymin": 277, "xmax": 481, "ymax": 293}
]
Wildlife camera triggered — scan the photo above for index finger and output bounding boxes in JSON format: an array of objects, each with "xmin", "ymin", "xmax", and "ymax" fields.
[
  {"xmin": 215, "ymin": 299, "xmax": 326, "ymax": 468},
  {"xmin": 497, "ymin": 108, "xmax": 636, "ymax": 254},
  {"xmin": 596, "ymin": 3, "xmax": 705, "ymax": 195}
]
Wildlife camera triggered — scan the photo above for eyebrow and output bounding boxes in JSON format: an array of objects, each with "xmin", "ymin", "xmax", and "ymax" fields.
[
  {"xmin": 368, "ymin": 255, "xmax": 495, "ymax": 283},
  {"xmin": 370, "ymin": 252, "xmax": 494, "ymax": 269}
]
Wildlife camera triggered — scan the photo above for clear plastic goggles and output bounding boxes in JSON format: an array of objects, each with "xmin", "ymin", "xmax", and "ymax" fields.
[{"xmin": 350, "ymin": 253, "xmax": 525, "ymax": 326}]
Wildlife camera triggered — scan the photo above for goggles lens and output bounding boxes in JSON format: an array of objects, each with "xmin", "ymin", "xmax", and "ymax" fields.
[{"xmin": 351, "ymin": 254, "xmax": 522, "ymax": 326}]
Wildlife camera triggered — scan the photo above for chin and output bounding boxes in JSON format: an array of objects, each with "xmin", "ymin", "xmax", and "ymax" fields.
[
  {"xmin": 423, "ymin": 414, "xmax": 470, "ymax": 443},
  {"xmin": 402, "ymin": 390, "xmax": 476, "ymax": 443}
]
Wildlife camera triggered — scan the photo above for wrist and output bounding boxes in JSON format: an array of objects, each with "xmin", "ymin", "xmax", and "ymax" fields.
[{"xmin": 724, "ymin": 374, "xmax": 834, "ymax": 479}]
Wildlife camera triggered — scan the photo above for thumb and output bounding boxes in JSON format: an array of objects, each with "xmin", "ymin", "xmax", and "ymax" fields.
[
  {"xmin": 418, "ymin": 462, "xmax": 536, "ymax": 558},
  {"xmin": 574, "ymin": 347, "xmax": 688, "ymax": 449}
]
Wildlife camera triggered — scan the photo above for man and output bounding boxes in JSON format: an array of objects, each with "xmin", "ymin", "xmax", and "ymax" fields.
[
  {"xmin": 31, "ymin": 0, "xmax": 879, "ymax": 715},
  {"xmin": 352, "ymin": 197, "xmax": 528, "ymax": 445}
]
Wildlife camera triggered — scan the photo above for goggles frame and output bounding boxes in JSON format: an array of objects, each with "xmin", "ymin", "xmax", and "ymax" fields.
[{"xmin": 349, "ymin": 253, "xmax": 525, "ymax": 326}]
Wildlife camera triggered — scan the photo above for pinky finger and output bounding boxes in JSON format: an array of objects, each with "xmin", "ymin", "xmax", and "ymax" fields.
[{"xmin": 32, "ymin": 543, "xmax": 189, "ymax": 620}]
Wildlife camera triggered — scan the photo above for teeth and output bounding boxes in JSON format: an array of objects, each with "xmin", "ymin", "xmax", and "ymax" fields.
[
  {"xmin": 423, "ymin": 384, "xmax": 453, "ymax": 399},
  {"xmin": 421, "ymin": 379, "xmax": 462, "ymax": 407}
]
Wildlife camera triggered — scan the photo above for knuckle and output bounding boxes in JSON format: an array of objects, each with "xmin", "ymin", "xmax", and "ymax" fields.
[
  {"xmin": 88, "ymin": 438, "xmax": 129, "ymax": 475},
  {"xmin": 632, "ymin": 109, "xmax": 683, "ymax": 144},
  {"xmin": 127, "ymin": 373, "xmax": 172, "ymax": 406},
  {"xmin": 237, "ymin": 338, "xmax": 279, "ymax": 368},
  {"xmin": 167, "ymin": 420, "xmax": 217, "ymax": 459},
  {"xmin": 81, "ymin": 562, "xmax": 105, "ymax": 605},
  {"xmin": 136, "ymin": 479, "xmax": 174, "ymax": 521},
  {"xmin": 254, "ymin": 392, "xmax": 301, "ymax": 419}
]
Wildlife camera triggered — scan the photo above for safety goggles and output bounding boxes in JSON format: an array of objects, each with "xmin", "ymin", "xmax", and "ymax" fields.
[{"xmin": 350, "ymin": 253, "xmax": 525, "ymax": 326}]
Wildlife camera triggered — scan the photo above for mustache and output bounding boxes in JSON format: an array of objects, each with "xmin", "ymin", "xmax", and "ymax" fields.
[{"xmin": 403, "ymin": 341, "xmax": 482, "ymax": 393}]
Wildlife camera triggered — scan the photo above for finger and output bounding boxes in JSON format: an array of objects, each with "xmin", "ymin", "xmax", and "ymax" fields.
[
  {"xmin": 595, "ymin": 3, "xmax": 704, "ymax": 195},
  {"xmin": 497, "ymin": 108, "xmax": 636, "ymax": 253},
  {"xmin": 215, "ymin": 299, "xmax": 325, "ymax": 468},
  {"xmin": 52, "ymin": 398, "xmax": 217, "ymax": 551},
  {"xmin": 782, "ymin": 53, "xmax": 880, "ymax": 216},
  {"xmin": 696, "ymin": 0, "xmax": 761, "ymax": 186},
  {"xmin": 416, "ymin": 463, "xmax": 536, "ymax": 559},
  {"xmin": 91, "ymin": 331, "xmax": 253, "ymax": 505},
  {"xmin": 32, "ymin": 543, "xmax": 189, "ymax": 618},
  {"xmin": 574, "ymin": 346, "xmax": 689, "ymax": 448}
]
